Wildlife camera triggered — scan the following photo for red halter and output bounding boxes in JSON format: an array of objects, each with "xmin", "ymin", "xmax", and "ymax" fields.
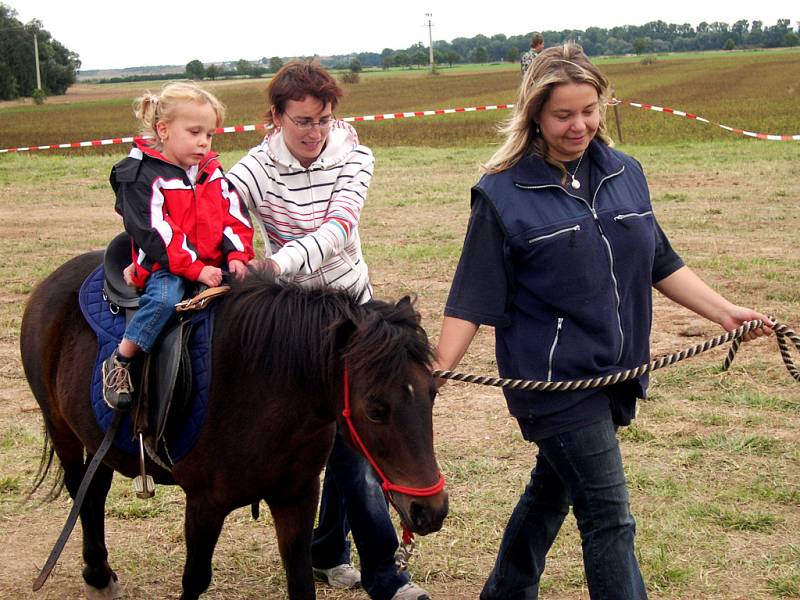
[
  {"xmin": 341, "ymin": 365, "xmax": 446, "ymax": 498},
  {"xmin": 340, "ymin": 365, "xmax": 446, "ymax": 547}
]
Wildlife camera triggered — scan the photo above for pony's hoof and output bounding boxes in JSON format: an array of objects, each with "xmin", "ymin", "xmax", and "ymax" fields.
[{"xmin": 85, "ymin": 575, "xmax": 122, "ymax": 599}]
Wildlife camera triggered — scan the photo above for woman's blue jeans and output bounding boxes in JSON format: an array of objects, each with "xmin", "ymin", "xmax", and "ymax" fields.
[
  {"xmin": 481, "ymin": 419, "xmax": 647, "ymax": 600},
  {"xmin": 123, "ymin": 269, "xmax": 184, "ymax": 353},
  {"xmin": 311, "ymin": 429, "xmax": 410, "ymax": 600}
]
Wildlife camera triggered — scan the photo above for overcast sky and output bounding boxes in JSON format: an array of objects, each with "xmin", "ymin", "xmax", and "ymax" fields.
[{"xmin": 11, "ymin": 0, "xmax": 799, "ymax": 71}]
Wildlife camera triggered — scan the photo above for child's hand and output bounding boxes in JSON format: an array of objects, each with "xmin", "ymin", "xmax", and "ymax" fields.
[
  {"xmin": 228, "ymin": 259, "xmax": 248, "ymax": 281},
  {"xmin": 198, "ymin": 266, "xmax": 223, "ymax": 287},
  {"xmin": 123, "ymin": 263, "xmax": 137, "ymax": 287}
]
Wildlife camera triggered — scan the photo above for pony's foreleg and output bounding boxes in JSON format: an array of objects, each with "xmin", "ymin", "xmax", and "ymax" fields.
[
  {"xmin": 268, "ymin": 480, "xmax": 320, "ymax": 600},
  {"xmin": 179, "ymin": 497, "xmax": 226, "ymax": 600},
  {"xmin": 61, "ymin": 456, "xmax": 120, "ymax": 598}
]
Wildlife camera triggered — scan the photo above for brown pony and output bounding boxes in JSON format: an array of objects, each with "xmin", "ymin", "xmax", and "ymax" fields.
[{"xmin": 21, "ymin": 250, "xmax": 448, "ymax": 599}]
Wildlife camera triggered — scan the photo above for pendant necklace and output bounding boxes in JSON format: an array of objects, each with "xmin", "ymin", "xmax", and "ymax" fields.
[{"xmin": 568, "ymin": 153, "xmax": 585, "ymax": 190}]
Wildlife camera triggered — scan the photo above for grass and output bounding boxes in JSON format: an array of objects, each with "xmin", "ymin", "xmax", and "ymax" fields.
[
  {"xmin": 0, "ymin": 140, "xmax": 797, "ymax": 599},
  {"xmin": 0, "ymin": 55, "xmax": 799, "ymax": 597}
]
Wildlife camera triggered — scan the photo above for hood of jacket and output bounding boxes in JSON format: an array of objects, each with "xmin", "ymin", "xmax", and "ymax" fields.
[
  {"xmin": 132, "ymin": 139, "xmax": 220, "ymax": 175},
  {"xmin": 261, "ymin": 120, "xmax": 360, "ymax": 171}
]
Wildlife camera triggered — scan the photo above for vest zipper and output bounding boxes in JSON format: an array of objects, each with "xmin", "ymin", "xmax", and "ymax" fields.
[
  {"xmin": 528, "ymin": 225, "xmax": 581, "ymax": 245},
  {"xmin": 516, "ymin": 165, "xmax": 627, "ymax": 362},
  {"xmin": 614, "ymin": 210, "xmax": 653, "ymax": 222},
  {"xmin": 547, "ymin": 317, "xmax": 564, "ymax": 381}
]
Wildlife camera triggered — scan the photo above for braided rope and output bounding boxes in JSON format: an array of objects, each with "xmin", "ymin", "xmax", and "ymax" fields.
[{"xmin": 432, "ymin": 318, "xmax": 800, "ymax": 390}]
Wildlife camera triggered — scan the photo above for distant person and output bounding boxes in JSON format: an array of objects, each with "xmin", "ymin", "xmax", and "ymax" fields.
[
  {"xmin": 521, "ymin": 33, "xmax": 545, "ymax": 74},
  {"xmin": 227, "ymin": 61, "xmax": 430, "ymax": 600},
  {"xmin": 435, "ymin": 43, "xmax": 772, "ymax": 599},
  {"xmin": 104, "ymin": 82, "xmax": 255, "ymax": 410}
]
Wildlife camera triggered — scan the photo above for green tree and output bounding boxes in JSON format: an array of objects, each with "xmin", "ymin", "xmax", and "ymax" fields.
[
  {"xmin": 632, "ymin": 37, "xmax": 649, "ymax": 55},
  {"xmin": 381, "ymin": 56, "xmax": 394, "ymax": 70},
  {"xmin": 0, "ymin": 7, "xmax": 79, "ymax": 100},
  {"xmin": 445, "ymin": 50, "xmax": 460, "ymax": 67},
  {"xmin": 786, "ymin": 32, "xmax": 800, "ymax": 47},
  {"xmin": 724, "ymin": 38, "xmax": 735, "ymax": 50},
  {"xmin": 205, "ymin": 64, "xmax": 220, "ymax": 79},
  {"xmin": 268, "ymin": 56, "xmax": 283, "ymax": 73},
  {"xmin": 349, "ymin": 58, "xmax": 362, "ymax": 73},
  {"xmin": 506, "ymin": 46, "xmax": 520, "ymax": 62},
  {"xmin": 236, "ymin": 59, "xmax": 252, "ymax": 76},
  {"xmin": 394, "ymin": 51, "xmax": 409, "ymax": 68},
  {"xmin": 0, "ymin": 61, "xmax": 19, "ymax": 99},
  {"xmin": 185, "ymin": 59, "xmax": 205, "ymax": 79},
  {"xmin": 471, "ymin": 47, "xmax": 487, "ymax": 63}
]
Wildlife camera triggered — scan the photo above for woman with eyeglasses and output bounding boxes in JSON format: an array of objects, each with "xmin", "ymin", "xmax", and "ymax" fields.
[{"xmin": 227, "ymin": 61, "xmax": 431, "ymax": 600}]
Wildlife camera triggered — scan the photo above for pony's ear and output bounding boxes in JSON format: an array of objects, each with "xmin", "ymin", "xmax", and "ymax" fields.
[
  {"xmin": 395, "ymin": 295, "xmax": 421, "ymax": 324},
  {"xmin": 331, "ymin": 316, "xmax": 357, "ymax": 354}
]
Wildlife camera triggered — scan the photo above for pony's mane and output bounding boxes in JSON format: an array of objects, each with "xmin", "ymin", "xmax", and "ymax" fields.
[
  {"xmin": 344, "ymin": 296, "xmax": 433, "ymax": 394},
  {"xmin": 221, "ymin": 271, "xmax": 432, "ymax": 397}
]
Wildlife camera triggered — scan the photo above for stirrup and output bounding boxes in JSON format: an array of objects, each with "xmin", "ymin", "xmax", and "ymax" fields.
[{"xmin": 133, "ymin": 432, "xmax": 155, "ymax": 499}]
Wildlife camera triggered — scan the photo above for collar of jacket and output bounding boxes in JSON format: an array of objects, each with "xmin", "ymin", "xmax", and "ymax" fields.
[
  {"xmin": 510, "ymin": 138, "xmax": 624, "ymax": 187},
  {"xmin": 263, "ymin": 120, "xmax": 360, "ymax": 171},
  {"xmin": 133, "ymin": 140, "xmax": 220, "ymax": 175}
]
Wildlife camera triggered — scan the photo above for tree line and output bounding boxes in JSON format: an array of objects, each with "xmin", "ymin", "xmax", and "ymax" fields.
[
  {"xmin": 0, "ymin": 3, "xmax": 79, "ymax": 100},
  {"xmin": 338, "ymin": 19, "xmax": 799, "ymax": 69}
]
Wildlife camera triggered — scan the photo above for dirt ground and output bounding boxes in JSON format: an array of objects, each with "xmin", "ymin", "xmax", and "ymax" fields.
[{"xmin": 0, "ymin": 141, "xmax": 798, "ymax": 599}]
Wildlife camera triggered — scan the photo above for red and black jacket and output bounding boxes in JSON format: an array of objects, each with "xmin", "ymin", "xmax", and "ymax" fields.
[{"xmin": 110, "ymin": 142, "xmax": 254, "ymax": 288}]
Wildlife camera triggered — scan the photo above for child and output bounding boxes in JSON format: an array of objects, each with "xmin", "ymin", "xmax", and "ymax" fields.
[{"xmin": 103, "ymin": 82, "xmax": 255, "ymax": 411}]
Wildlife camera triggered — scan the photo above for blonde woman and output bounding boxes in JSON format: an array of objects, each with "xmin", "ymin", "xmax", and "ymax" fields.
[{"xmin": 435, "ymin": 44, "xmax": 771, "ymax": 599}]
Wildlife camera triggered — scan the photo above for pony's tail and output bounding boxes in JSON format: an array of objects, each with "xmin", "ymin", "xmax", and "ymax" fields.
[{"xmin": 24, "ymin": 423, "xmax": 64, "ymax": 504}]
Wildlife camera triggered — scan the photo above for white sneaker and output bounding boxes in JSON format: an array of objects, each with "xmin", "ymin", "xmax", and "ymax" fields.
[
  {"xmin": 312, "ymin": 563, "xmax": 361, "ymax": 589},
  {"xmin": 391, "ymin": 582, "xmax": 431, "ymax": 600}
]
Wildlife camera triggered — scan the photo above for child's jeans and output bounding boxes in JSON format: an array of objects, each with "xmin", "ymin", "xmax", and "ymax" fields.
[{"xmin": 123, "ymin": 269, "xmax": 185, "ymax": 353}]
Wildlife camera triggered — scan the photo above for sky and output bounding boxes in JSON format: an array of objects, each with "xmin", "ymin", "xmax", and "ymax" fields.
[{"xmin": 10, "ymin": 0, "xmax": 800, "ymax": 71}]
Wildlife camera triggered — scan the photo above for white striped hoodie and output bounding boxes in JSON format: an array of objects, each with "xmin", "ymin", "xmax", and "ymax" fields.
[{"xmin": 227, "ymin": 121, "xmax": 374, "ymax": 302}]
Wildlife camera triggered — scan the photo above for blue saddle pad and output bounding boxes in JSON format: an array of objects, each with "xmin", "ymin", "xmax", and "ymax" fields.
[{"xmin": 78, "ymin": 265, "xmax": 212, "ymax": 462}]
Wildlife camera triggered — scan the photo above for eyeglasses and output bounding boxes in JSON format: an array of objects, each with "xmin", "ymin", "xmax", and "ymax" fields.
[{"xmin": 284, "ymin": 114, "xmax": 335, "ymax": 130}]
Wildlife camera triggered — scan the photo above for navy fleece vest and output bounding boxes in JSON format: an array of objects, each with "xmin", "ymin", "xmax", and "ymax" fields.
[{"xmin": 475, "ymin": 141, "xmax": 657, "ymax": 418}]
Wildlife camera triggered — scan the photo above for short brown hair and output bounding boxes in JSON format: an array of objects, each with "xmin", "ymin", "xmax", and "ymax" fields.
[
  {"xmin": 265, "ymin": 61, "xmax": 343, "ymax": 126},
  {"xmin": 531, "ymin": 33, "xmax": 544, "ymax": 48}
]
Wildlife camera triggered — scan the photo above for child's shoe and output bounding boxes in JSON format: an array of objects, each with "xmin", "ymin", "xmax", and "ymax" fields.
[{"xmin": 102, "ymin": 353, "xmax": 134, "ymax": 411}]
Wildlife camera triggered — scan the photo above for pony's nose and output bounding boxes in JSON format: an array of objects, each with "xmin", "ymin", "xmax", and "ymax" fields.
[{"xmin": 409, "ymin": 493, "xmax": 449, "ymax": 535}]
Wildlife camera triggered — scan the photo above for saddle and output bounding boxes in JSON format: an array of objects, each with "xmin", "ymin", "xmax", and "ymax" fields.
[{"xmin": 100, "ymin": 233, "xmax": 228, "ymax": 480}]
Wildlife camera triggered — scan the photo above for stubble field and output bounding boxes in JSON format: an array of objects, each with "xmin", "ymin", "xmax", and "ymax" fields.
[{"xmin": 0, "ymin": 50, "xmax": 799, "ymax": 599}]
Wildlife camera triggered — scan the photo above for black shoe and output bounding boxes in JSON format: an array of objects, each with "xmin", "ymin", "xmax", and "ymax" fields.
[{"xmin": 102, "ymin": 353, "xmax": 134, "ymax": 411}]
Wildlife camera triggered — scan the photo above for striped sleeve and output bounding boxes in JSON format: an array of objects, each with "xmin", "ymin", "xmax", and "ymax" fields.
[{"xmin": 271, "ymin": 148, "xmax": 374, "ymax": 277}]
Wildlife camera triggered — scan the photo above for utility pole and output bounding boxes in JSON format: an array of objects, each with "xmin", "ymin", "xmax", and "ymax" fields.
[
  {"xmin": 33, "ymin": 31, "xmax": 42, "ymax": 90},
  {"xmin": 425, "ymin": 13, "xmax": 434, "ymax": 70}
]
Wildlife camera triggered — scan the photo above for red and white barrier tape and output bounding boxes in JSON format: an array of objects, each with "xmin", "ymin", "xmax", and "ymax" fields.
[
  {"xmin": 612, "ymin": 99, "xmax": 800, "ymax": 141},
  {"xmin": 0, "ymin": 104, "xmax": 512, "ymax": 154},
  {"xmin": 2, "ymin": 99, "xmax": 798, "ymax": 153}
]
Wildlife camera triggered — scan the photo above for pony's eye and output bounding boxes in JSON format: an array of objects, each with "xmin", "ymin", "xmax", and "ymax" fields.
[{"xmin": 366, "ymin": 402, "xmax": 390, "ymax": 424}]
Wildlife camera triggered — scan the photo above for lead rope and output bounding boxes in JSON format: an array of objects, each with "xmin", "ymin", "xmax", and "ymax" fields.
[{"xmin": 432, "ymin": 318, "xmax": 800, "ymax": 390}]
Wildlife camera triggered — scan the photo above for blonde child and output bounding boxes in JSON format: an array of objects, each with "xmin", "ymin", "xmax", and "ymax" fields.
[{"xmin": 103, "ymin": 82, "xmax": 255, "ymax": 410}]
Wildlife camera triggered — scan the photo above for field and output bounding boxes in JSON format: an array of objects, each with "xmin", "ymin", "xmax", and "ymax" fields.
[{"xmin": 1, "ymin": 50, "xmax": 799, "ymax": 599}]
